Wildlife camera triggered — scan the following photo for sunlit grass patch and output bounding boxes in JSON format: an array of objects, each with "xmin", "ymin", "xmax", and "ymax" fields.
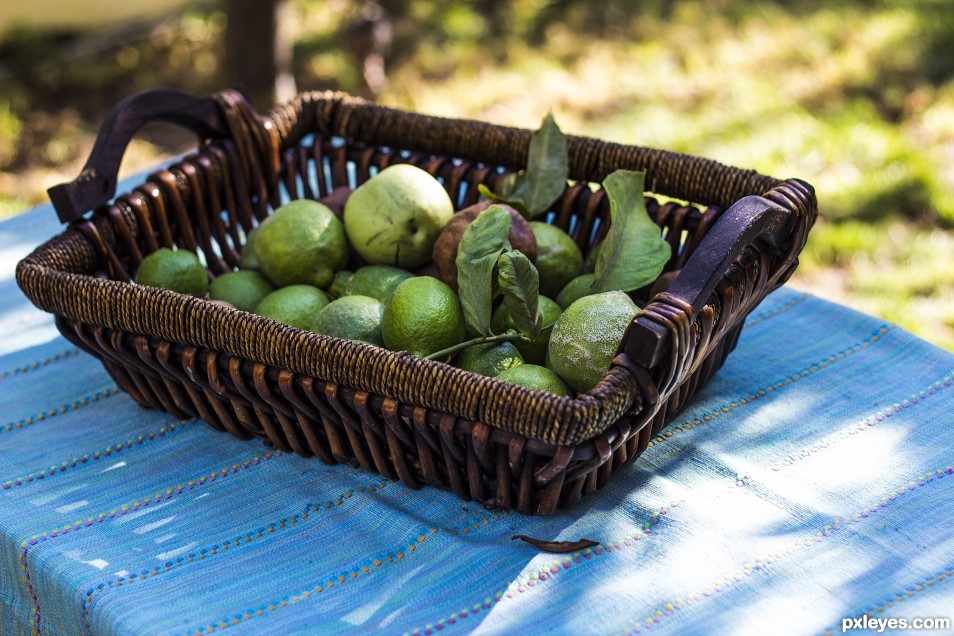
[{"xmin": 792, "ymin": 220, "xmax": 954, "ymax": 350}]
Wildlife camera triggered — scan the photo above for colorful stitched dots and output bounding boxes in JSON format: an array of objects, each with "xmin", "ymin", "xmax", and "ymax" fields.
[
  {"xmin": 0, "ymin": 349, "xmax": 78, "ymax": 380},
  {"xmin": 3, "ymin": 387, "xmax": 121, "ymax": 433},
  {"xmin": 746, "ymin": 294, "xmax": 807, "ymax": 326},
  {"xmin": 772, "ymin": 370, "xmax": 952, "ymax": 471},
  {"xmin": 617, "ymin": 467, "xmax": 950, "ymax": 636}
]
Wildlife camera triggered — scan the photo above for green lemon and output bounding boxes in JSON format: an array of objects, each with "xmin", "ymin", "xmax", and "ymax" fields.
[
  {"xmin": 310, "ymin": 295, "xmax": 386, "ymax": 346},
  {"xmin": 347, "ymin": 265, "xmax": 415, "ymax": 303},
  {"xmin": 556, "ymin": 273, "xmax": 596, "ymax": 310},
  {"xmin": 546, "ymin": 290, "xmax": 639, "ymax": 394},
  {"xmin": 343, "ymin": 164, "xmax": 454, "ymax": 269},
  {"xmin": 382, "ymin": 276, "xmax": 465, "ymax": 358},
  {"xmin": 496, "ymin": 364, "xmax": 572, "ymax": 396},
  {"xmin": 255, "ymin": 199, "xmax": 348, "ymax": 289},
  {"xmin": 490, "ymin": 295, "xmax": 562, "ymax": 365},
  {"xmin": 530, "ymin": 222, "xmax": 584, "ymax": 299},
  {"xmin": 454, "ymin": 341, "xmax": 524, "ymax": 377},
  {"xmin": 241, "ymin": 226, "xmax": 262, "ymax": 271},
  {"xmin": 135, "ymin": 247, "xmax": 209, "ymax": 296},
  {"xmin": 328, "ymin": 270, "xmax": 354, "ymax": 299},
  {"xmin": 253, "ymin": 284, "xmax": 330, "ymax": 330},
  {"xmin": 209, "ymin": 270, "xmax": 275, "ymax": 312}
]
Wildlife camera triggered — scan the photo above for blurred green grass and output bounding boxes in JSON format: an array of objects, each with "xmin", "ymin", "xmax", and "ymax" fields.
[{"xmin": 1, "ymin": 0, "xmax": 952, "ymax": 349}]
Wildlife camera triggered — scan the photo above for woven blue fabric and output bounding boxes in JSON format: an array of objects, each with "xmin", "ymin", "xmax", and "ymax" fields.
[{"xmin": 2, "ymin": 201, "xmax": 953, "ymax": 636}]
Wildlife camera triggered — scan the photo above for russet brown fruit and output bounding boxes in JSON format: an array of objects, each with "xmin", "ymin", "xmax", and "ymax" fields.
[{"xmin": 432, "ymin": 200, "xmax": 538, "ymax": 291}]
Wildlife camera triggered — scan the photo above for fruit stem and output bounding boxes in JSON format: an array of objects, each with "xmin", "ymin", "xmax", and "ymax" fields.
[{"xmin": 424, "ymin": 332, "xmax": 525, "ymax": 361}]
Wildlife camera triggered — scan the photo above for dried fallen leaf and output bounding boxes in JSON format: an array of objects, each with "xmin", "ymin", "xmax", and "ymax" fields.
[{"xmin": 511, "ymin": 535, "xmax": 599, "ymax": 553}]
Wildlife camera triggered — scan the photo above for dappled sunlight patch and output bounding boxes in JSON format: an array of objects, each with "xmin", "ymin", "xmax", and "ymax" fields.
[
  {"xmin": 645, "ymin": 325, "xmax": 894, "ymax": 453},
  {"xmin": 617, "ymin": 464, "xmax": 953, "ymax": 634},
  {"xmin": 768, "ymin": 369, "xmax": 954, "ymax": 472}
]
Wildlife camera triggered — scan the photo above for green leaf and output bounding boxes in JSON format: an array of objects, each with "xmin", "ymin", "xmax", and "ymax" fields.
[
  {"xmin": 476, "ymin": 113, "xmax": 567, "ymax": 219},
  {"xmin": 456, "ymin": 205, "xmax": 513, "ymax": 336},
  {"xmin": 497, "ymin": 250, "xmax": 541, "ymax": 340},
  {"xmin": 496, "ymin": 173, "xmax": 520, "ymax": 200},
  {"xmin": 511, "ymin": 112, "xmax": 568, "ymax": 218},
  {"xmin": 479, "ymin": 180, "xmax": 528, "ymax": 217},
  {"xmin": 589, "ymin": 170, "xmax": 672, "ymax": 295},
  {"xmin": 477, "ymin": 181, "xmax": 530, "ymax": 218}
]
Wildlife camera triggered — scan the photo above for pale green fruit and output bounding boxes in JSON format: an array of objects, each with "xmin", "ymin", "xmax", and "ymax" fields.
[
  {"xmin": 343, "ymin": 164, "xmax": 454, "ymax": 269},
  {"xmin": 255, "ymin": 199, "xmax": 348, "ymax": 290},
  {"xmin": 546, "ymin": 291, "xmax": 639, "ymax": 394}
]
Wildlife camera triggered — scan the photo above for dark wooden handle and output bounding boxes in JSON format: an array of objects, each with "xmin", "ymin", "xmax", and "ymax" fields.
[
  {"xmin": 624, "ymin": 195, "xmax": 791, "ymax": 369},
  {"xmin": 47, "ymin": 88, "xmax": 232, "ymax": 223}
]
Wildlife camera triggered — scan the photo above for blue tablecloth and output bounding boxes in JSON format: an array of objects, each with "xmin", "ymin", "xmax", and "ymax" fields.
[{"xmin": 2, "ymin": 197, "xmax": 953, "ymax": 636}]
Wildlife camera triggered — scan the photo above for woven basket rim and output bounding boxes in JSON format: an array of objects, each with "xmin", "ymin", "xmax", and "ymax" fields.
[{"xmin": 18, "ymin": 253, "xmax": 643, "ymax": 446}]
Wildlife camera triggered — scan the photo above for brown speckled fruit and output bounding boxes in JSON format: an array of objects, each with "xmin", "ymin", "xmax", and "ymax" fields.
[{"xmin": 432, "ymin": 201, "xmax": 537, "ymax": 291}]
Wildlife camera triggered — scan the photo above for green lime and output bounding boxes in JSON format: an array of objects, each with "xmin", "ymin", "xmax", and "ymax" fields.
[
  {"xmin": 343, "ymin": 164, "xmax": 455, "ymax": 269},
  {"xmin": 496, "ymin": 364, "xmax": 572, "ymax": 396},
  {"xmin": 547, "ymin": 290, "xmax": 639, "ymax": 394},
  {"xmin": 209, "ymin": 270, "xmax": 275, "ymax": 312},
  {"xmin": 310, "ymin": 295, "xmax": 385, "ymax": 346},
  {"xmin": 454, "ymin": 341, "xmax": 524, "ymax": 377},
  {"xmin": 241, "ymin": 226, "xmax": 262, "ymax": 271},
  {"xmin": 347, "ymin": 265, "xmax": 415, "ymax": 303},
  {"xmin": 255, "ymin": 199, "xmax": 348, "ymax": 289},
  {"xmin": 253, "ymin": 284, "xmax": 330, "ymax": 330},
  {"xmin": 530, "ymin": 222, "xmax": 584, "ymax": 299},
  {"xmin": 556, "ymin": 273, "xmax": 596, "ymax": 310},
  {"xmin": 329, "ymin": 270, "xmax": 354, "ymax": 299},
  {"xmin": 382, "ymin": 276, "xmax": 465, "ymax": 358},
  {"xmin": 135, "ymin": 247, "xmax": 208, "ymax": 296},
  {"xmin": 490, "ymin": 296, "xmax": 562, "ymax": 365}
]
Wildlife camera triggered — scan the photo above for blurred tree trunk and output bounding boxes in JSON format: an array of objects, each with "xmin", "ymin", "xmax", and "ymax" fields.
[
  {"xmin": 344, "ymin": 1, "xmax": 393, "ymax": 97},
  {"xmin": 222, "ymin": 0, "xmax": 296, "ymax": 110}
]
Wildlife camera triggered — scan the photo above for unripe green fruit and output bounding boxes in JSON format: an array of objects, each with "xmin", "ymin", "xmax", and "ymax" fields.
[{"xmin": 344, "ymin": 164, "xmax": 454, "ymax": 269}]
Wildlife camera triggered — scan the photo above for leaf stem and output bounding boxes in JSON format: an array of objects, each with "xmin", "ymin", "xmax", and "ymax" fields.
[{"xmin": 424, "ymin": 331, "xmax": 525, "ymax": 361}]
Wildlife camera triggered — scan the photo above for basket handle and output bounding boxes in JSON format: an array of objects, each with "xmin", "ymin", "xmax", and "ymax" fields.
[
  {"xmin": 47, "ymin": 88, "xmax": 233, "ymax": 223},
  {"xmin": 623, "ymin": 194, "xmax": 791, "ymax": 370}
]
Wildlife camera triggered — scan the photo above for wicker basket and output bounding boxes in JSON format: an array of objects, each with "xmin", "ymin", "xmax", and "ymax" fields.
[{"xmin": 17, "ymin": 88, "xmax": 816, "ymax": 514}]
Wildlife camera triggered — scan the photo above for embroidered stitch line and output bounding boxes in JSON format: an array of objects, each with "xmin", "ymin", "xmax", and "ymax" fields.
[
  {"xmin": 745, "ymin": 293, "xmax": 809, "ymax": 327},
  {"xmin": 822, "ymin": 566, "xmax": 953, "ymax": 636},
  {"xmin": 623, "ymin": 465, "xmax": 953, "ymax": 634},
  {"xmin": 18, "ymin": 451, "xmax": 282, "ymax": 636},
  {"xmin": 401, "ymin": 501, "xmax": 680, "ymax": 636},
  {"xmin": 772, "ymin": 369, "xmax": 953, "ymax": 471},
  {"xmin": 81, "ymin": 480, "xmax": 393, "ymax": 633},
  {"xmin": 647, "ymin": 325, "xmax": 893, "ymax": 449},
  {"xmin": 3, "ymin": 419, "xmax": 195, "ymax": 489},
  {"xmin": 0, "ymin": 348, "xmax": 79, "ymax": 381},
  {"xmin": 179, "ymin": 510, "xmax": 510, "ymax": 636},
  {"xmin": 2, "ymin": 386, "xmax": 121, "ymax": 434}
]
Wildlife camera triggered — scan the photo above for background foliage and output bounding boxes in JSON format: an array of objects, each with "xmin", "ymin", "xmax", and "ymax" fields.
[{"xmin": 1, "ymin": 0, "xmax": 952, "ymax": 349}]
